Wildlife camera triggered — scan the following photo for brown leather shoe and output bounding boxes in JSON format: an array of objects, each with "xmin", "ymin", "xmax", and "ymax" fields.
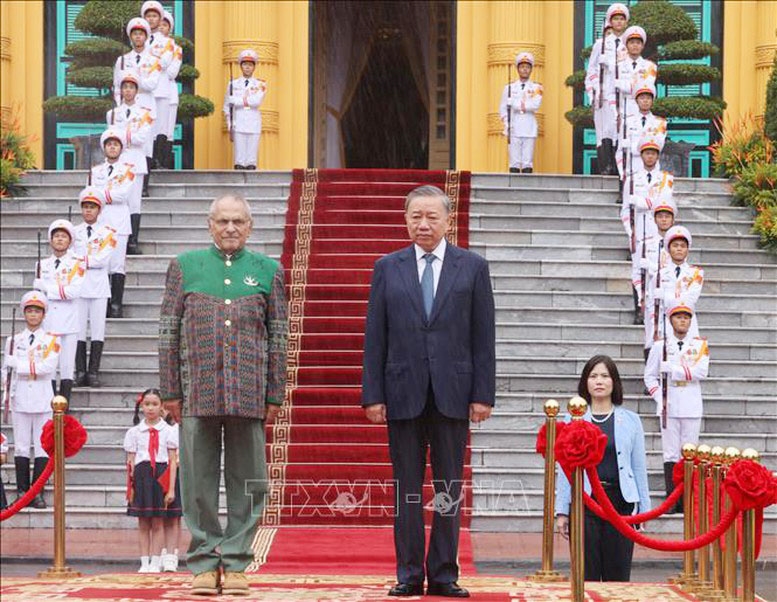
[
  {"xmin": 191, "ymin": 571, "xmax": 220, "ymax": 595},
  {"xmin": 221, "ymin": 571, "xmax": 250, "ymax": 596}
]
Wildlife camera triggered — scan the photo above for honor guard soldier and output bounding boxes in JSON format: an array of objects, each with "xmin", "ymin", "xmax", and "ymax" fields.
[
  {"xmin": 73, "ymin": 187, "xmax": 117, "ymax": 388},
  {"xmin": 643, "ymin": 200, "xmax": 677, "ymax": 356},
  {"xmin": 615, "ymin": 27, "xmax": 657, "ymax": 131},
  {"xmin": 92, "ymin": 128, "xmax": 137, "ymax": 317},
  {"xmin": 33, "ymin": 220, "xmax": 84, "ymax": 403},
  {"xmin": 158, "ymin": 10, "xmax": 182, "ymax": 169},
  {"xmin": 644, "ymin": 299, "xmax": 709, "ymax": 509},
  {"xmin": 586, "ymin": 3, "xmax": 630, "ymax": 174},
  {"xmin": 224, "ymin": 49, "xmax": 267, "ymax": 170},
  {"xmin": 109, "ymin": 71, "xmax": 154, "ymax": 253},
  {"xmin": 142, "ymin": 0, "xmax": 175, "ymax": 169},
  {"xmin": 652, "ymin": 225, "xmax": 703, "ymax": 340},
  {"xmin": 499, "ymin": 52, "xmax": 543, "ymax": 173},
  {"xmin": 622, "ymin": 136, "xmax": 674, "ymax": 322},
  {"xmin": 2, "ymin": 292, "xmax": 60, "ymax": 509},
  {"xmin": 617, "ymin": 83, "xmax": 667, "ymax": 176},
  {"xmin": 113, "ymin": 18, "xmax": 159, "ymax": 121}
]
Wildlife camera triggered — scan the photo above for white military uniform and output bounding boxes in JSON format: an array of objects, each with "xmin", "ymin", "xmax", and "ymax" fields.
[
  {"xmin": 113, "ymin": 50, "xmax": 160, "ymax": 120},
  {"xmin": 499, "ymin": 79, "xmax": 543, "ymax": 170},
  {"xmin": 643, "ymin": 233, "xmax": 675, "ymax": 350},
  {"xmin": 621, "ymin": 167, "xmax": 673, "ymax": 248},
  {"xmin": 587, "ymin": 31, "xmax": 627, "ymax": 145},
  {"xmin": 146, "ymin": 30, "xmax": 174, "ymax": 139},
  {"xmin": 73, "ymin": 221, "xmax": 117, "ymax": 342},
  {"xmin": 618, "ymin": 110, "xmax": 667, "ymax": 176},
  {"xmin": 224, "ymin": 75, "xmax": 267, "ymax": 168},
  {"xmin": 161, "ymin": 12, "xmax": 182, "ymax": 140},
  {"xmin": 615, "ymin": 56, "xmax": 657, "ymax": 131},
  {"xmin": 645, "ymin": 332, "xmax": 709, "ymax": 462},
  {"xmin": 651, "ymin": 260, "xmax": 703, "ymax": 340},
  {"xmin": 107, "ymin": 103, "xmax": 153, "ymax": 214},
  {"xmin": 2, "ymin": 328, "xmax": 60, "ymax": 458},
  {"xmin": 34, "ymin": 252, "xmax": 84, "ymax": 382},
  {"xmin": 92, "ymin": 160, "xmax": 136, "ymax": 275}
]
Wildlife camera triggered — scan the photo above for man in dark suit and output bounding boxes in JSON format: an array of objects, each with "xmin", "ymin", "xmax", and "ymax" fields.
[{"xmin": 362, "ymin": 185, "xmax": 496, "ymax": 598}]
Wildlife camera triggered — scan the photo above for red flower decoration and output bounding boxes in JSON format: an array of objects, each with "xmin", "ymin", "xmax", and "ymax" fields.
[
  {"xmin": 40, "ymin": 415, "xmax": 88, "ymax": 458},
  {"xmin": 535, "ymin": 422, "xmax": 566, "ymax": 457},
  {"xmin": 554, "ymin": 420, "xmax": 607, "ymax": 471},
  {"xmin": 724, "ymin": 460, "xmax": 777, "ymax": 512}
]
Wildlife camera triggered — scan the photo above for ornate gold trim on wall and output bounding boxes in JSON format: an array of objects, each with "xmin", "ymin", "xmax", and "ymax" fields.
[
  {"xmin": 0, "ymin": 36, "xmax": 10, "ymax": 61},
  {"xmin": 223, "ymin": 40, "xmax": 279, "ymax": 65},
  {"xmin": 487, "ymin": 42, "xmax": 545, "ymax": 67},
  {"xmin": 755, "ymin": 44, "xmax": 777, "ymax": 69},
  {"xmin": 487, "ymin": 111, "xmax": 544, "ymax": 137},
  {"xmin": 262, "ymin": 109, "xmax": 279, "ymax": 134}
]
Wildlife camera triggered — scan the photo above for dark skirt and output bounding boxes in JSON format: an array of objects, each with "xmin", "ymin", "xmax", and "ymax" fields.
[{"xmin": 128, "ymin": 461, "xmax": 181, "ymax": 518}]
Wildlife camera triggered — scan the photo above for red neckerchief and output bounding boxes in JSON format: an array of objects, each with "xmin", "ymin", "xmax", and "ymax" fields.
[{"xmin": 148, "ymin": 426, "xmax": 159, "ymax": 473}]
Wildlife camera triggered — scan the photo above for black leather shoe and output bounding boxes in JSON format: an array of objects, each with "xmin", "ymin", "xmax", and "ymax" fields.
[
  {"xmin": 388, "ymin": 582, "xmax": 423, "ymax": 596},
  {"xmin": 427, "ymin": 582, "xmax": 470, "ymax": 598}
]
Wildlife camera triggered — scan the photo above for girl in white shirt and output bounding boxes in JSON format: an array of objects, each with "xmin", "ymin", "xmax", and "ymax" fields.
[{"xmin": 124, "ymin": 388, "xmax": 179, "ymax": 573}]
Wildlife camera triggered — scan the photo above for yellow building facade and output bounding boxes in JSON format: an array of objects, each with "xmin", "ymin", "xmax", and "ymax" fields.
[{"xmin": 1, "ymin": 0, "xmax": 774, "ymax": 174}]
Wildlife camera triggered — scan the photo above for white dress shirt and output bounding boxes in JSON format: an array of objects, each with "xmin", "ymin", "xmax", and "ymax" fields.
[{"xmin": 414, "ymin": 238, "xmax": 446, "ymax": 296}]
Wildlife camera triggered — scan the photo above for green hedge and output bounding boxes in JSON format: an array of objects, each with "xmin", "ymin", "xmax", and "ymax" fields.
[
  {"xmin": 42, "ymin": 95, "xmax": 114, "ymax": 122},
  {"xmin": 657, "ymin": 64, "xmax": 721, "ymax": 86},
  {"xmin": 629, "ymin": 0, "xmax": 698, "ymax": 58},
  {"xmin": 74, "ymin": 0, "xmax": 142, "ymax": 43},
  {"xmin": 765, "ymin": 55, "xmax": 777, "ymax": 144},
  {"xmin": 652, "ymin": 96, "xmax": 725, "ymax": 120},
  {"xmin": 177, "ymin": 64, "xmax": 199, "ymax": 83},
  {"xmin": 659, "ymin": 40, "xmax": 719, "ymax": 61},
  {"xmin": 65, "ymin": 65, "xmax": 113, "ymax": 89},
  {"xmin": 565, "ymin": 70, "xmax": 586, "ymax": 91},
  {"xmin": 177, "ymin": 94, "xmax": 215, "ymax": 119},
  {"xmin": 565, "ymin": 106, "xmax": 594, "ymax": 129}
]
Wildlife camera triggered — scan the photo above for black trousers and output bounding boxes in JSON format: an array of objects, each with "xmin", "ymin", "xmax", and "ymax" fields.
[
  {"xmin": 584, "ymin": 482, "xmax": 635, "ymax": 581},
  {"xmin": 386, "ymin": 391, "xmax": 469, "ymax": 585}
]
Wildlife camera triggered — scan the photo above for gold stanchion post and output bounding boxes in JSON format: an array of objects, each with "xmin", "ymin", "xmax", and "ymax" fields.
[
  {"xmin": 529, "ymin": 399, "xmax": 565, "ymax": 582},
  {"xmin": 691, "ymin": 444, "xmax": 713, "ymax": 594},
  {"xmin": 39, "ymin": 396, "xmax": 81, "ymax": 579},
  {"xmin": 722, "ymin": 447, "xmax": 741, "ymax": 600},
  {"xmin": 739, "ymin": 448, "xmax": 760, "ymax": 602},
  {"xmin": 568, "ymin": 396, "xmax": 587, "ymax": 602},
  {"xmin": 672, "ymin": 443, "xmax": 698, "ymax": 586},
  {"xmin": 707, "ymin": 445, "xmax": 726, "ymax": 601}
]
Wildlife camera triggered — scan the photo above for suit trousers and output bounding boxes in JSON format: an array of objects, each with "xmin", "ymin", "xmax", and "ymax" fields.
[
  {"xmin": 12, "ymin": 410, "xmax": 52, "ymax": 458},
  {"xmin": 660, "ymin": 417, "xmax": 702, "ymax": 462},
  {"xmin": 387, "ymin": 391, "xmax": 468, "ymax": 585},
  {"xmin": 584, "ymin": 482, "xmax": 635, "ymax": 581},
  {"xmin": 233, "ymin": 132, "xmax": 260, "ymax": 167},
  {"xmin": 77, "ymin": 297, "xmax": 108, "ymax": 341},
  {"xmin": 180, "ymin": 416, "xmax": 268, "ymax": 574}
]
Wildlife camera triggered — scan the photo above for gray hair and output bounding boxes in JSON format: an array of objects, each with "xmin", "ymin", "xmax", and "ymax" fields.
[
  {"xmin": 208, "ymin": 193, "xmax": 253, "ymax": 220},
  {"xmin": 404, "ymin": 185, "xmax": 451, "ymax": 213}
]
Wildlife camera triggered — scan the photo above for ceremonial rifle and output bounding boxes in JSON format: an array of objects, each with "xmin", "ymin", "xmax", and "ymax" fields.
[
  {"xmin": 640, "ymin": 214, "xmax": 647, "ymax": 314},
  {"xmin": 614, "ymin": 39, "xmax": 621, "ymax": 137},
  {"xmin": 661, "ymin": 311, "xmax": 668, "ymax": 430},
  {"xmin": 228, "ymin": 61, "xmax": 235, "ymax": 143},
  {"xmin": 507, "ymin": 64, "xmax": 512, "ymax": 150},
  {"xmin": 653, "ymin": 240, "xmax": 663, "ymax": 341},
  {"xmin": 3, "ymin": 308, "xmax": 16, "ymax": 423},
  {"xmin": 628, "ymin": 156, "xmax": 636, "ymax": 254},
  {"xmin": 68, "ymin": 205, "xmax": 72, "ymax": 223},
  {"xmin": 36, "ymin": 230, "xmax": 42, "ymax": 279},
  {"xmin": 598, "ymin": 21, "xmax": 606, "ymax": 109}
]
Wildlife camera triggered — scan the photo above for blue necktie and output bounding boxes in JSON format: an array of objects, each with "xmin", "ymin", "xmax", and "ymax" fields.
[{"xmin": 421, "ymin": 253, "xmax": 436, "ymax": 319}]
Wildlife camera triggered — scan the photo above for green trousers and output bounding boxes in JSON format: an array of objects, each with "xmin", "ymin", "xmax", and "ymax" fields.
[{"xmin": 180, "ymin": 416, "xmax": 268, "ymax": 574}]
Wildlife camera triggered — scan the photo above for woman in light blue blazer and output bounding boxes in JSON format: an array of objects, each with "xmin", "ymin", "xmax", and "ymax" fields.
[{"xmin": 554, "ymin": 355, "xmax": 651, "ymax": 581}]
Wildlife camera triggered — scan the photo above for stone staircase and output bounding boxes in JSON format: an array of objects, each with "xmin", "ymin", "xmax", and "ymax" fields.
[{"xmin": 1, "ymin": 171, "xmax": 775, "ymax": 534}]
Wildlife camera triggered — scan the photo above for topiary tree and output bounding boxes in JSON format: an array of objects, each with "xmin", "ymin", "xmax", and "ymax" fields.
[
  {"xmin": 564, "ymin": 0, "xmax": 724, "ymax": 127},
  {"xmin": 765, "ymin": 55, "xmax": 777, "ymax": 145},
  {"xmin": 43, "ymin": 0, "xmax": 213, "ymax": 123}
]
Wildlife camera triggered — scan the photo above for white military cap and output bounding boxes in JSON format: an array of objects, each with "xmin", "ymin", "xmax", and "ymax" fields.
[
  {"xmin": 664, "ymin": 225, "xmax": 693, "ymax": 249},
  {"xmin": 633, "ymin": 81, "xmax": 656, "ymax": 100},
  {"xmin": 126, "ymin": 17, "xmax": 151, "ymax": 39},
  {"xmin": 606, "ymin": 3, "xmax": 630, "ymax": 23},
  {"xmin": 238, "ymin": 49, "xmax": 259, "ymax": 64},
  {"xmin": 162, "ymin": 10, "xmax": 174, "ymax": 29},
  {"xmin": 141, "ymin": 1, "xmax": 164, "ymax": 17},
  {"xmin": 79, "ymin": 186, "xmax": 106, "ymax": 208},
  {"xmin": 20, "ymin": 290, "xmax": 48, "ymax": 312},
  {"xmin": 624, "ymin": 25, "xmax": 647, "ymax": 44},
  {"xmin": 100, "ymin": 128, "xmax": 124, "ymax": 149},
  {"xmin": 48, "ymin": 219, "xmax": 75, "ymax": 244},
  {"xmin": 639, "ymin": 135, "xmax": 664, "ymax": 154},
  {"xmin": 515, "ymin": 52, "xmax": 534, "ymax": 67},
  {"xmin": 666, "ymin": 298, "xmax": 694, "ymax": 318}
]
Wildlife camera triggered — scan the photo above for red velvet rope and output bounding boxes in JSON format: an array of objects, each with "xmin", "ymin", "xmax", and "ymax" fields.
[{"xmin": 0, "ymin": 415, "xmax": 87, "ymax": 522}]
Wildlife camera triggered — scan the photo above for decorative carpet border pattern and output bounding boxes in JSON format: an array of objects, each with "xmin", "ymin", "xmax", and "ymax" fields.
[{"xmin": 0, "ymin": 575, "xmax": 752, "ymax": 601}]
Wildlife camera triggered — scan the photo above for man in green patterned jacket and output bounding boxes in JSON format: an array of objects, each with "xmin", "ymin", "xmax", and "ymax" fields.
[{"xmin": 159, "ymin": 193, "xmax": 288, "ymax": 596}]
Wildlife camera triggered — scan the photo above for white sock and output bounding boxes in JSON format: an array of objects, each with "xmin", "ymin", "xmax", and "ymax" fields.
[
  {"xmin": 149, "ymin": 555, "xmax": 161, "ymax": 572},
  {"xmin": 139, "ymin": 556, "xmax": 150, "ymax": 572}
]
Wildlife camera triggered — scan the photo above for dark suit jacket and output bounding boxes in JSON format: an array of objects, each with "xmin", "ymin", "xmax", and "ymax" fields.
[{"xmin": 361, "ymin": 242, "xmax": 496, "ymax": 420}]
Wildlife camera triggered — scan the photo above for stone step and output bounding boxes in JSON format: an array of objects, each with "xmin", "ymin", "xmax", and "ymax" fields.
[
  {"xmin": 1, "ymin": 197, "xmax": 289, "ymax": 216},
  {"xmin": 19, "ymin": 169, "xmax": 293, "ymax": 185},
  {"xmin": 472, "ymin": 242, "xmax": 777, "ymax": 265},
  {"xmin": 1, "ymin": 212, "xmax": 288, "ymax": 230},
  {"xmin": 496, "ymin": 373, "xmax": 777, "ymax": 397},
  {"xmin": 0, "ymin": 239, "xmax": 284, "ymax": 258},
  {"xmin": 10, "ymin": 183, "xmax": 292, "ymax": 199},
  {"xmin": 471, "ymin": 173, "xmax": 732, "ymax": 194}
]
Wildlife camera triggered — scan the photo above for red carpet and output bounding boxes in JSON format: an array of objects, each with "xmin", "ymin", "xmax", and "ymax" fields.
[{"xmin": 264, "ymin": 169, "xmax": 471, "ymax": 527}]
